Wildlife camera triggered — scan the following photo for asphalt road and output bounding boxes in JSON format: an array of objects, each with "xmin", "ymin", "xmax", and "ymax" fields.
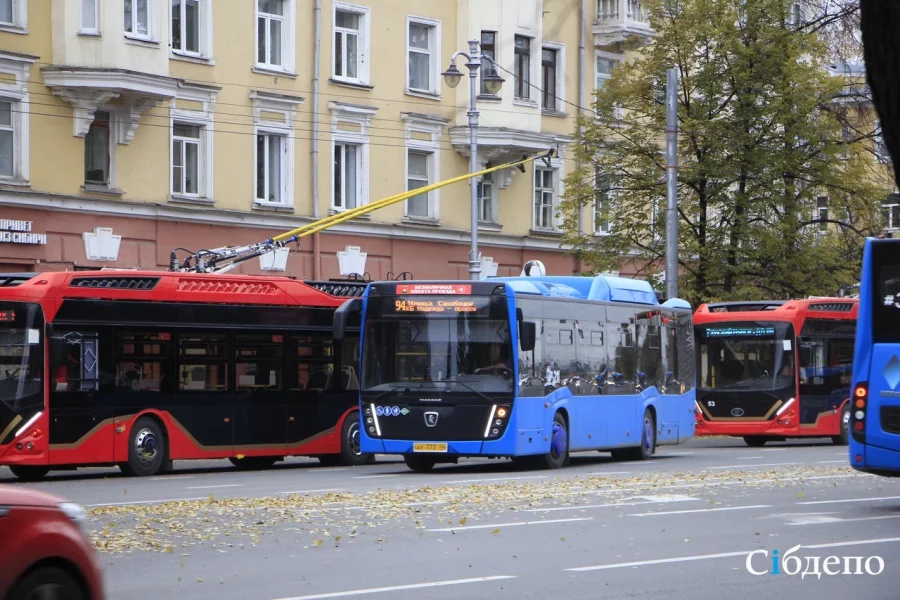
[{"xmin": 4, "ymin": 438, "xmax": 900, "ymax": 599}]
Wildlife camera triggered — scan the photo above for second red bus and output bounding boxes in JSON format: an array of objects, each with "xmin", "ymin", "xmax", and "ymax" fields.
[{"xmin": 693, "ymin": 298, "xmax": 857, "ymax": 447}]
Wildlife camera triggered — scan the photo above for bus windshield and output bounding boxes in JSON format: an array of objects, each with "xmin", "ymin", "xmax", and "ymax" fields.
[
  {"xmin": 697, "ymin": 321, "xmax": 795, "ymax": 391},
  {"xmin": 361, "ymin": 295, "xmax": 514, "ymax": 394},
  {"xmin": 0, "ymin": 302, "xmax": 44, "ymax": 444}
]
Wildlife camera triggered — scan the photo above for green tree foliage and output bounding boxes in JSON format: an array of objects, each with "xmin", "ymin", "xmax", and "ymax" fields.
[{"xmin": 561, "ymin": 0, "xmax": 886, "ymax": 305}]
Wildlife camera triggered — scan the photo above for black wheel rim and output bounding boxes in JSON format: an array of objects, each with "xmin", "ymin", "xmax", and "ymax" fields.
[{"xmin": 348, "ymin": 421, "xmax": 361, "ymax": 456}]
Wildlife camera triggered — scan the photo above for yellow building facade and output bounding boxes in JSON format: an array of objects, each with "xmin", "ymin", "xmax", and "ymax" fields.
[{"xmin": 0, "ymin": 0, "xmax": 654, "ymax": 279}]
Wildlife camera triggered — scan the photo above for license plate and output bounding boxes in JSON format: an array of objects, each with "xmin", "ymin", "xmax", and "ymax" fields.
[{"xmin": 413, "ymin": 443, "xmax": 448, "ymax": 453}]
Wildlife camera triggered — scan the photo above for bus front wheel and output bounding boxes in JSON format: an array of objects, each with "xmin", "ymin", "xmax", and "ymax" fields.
[
  {"xmin": 404, "ymin": 455, "xmax": 436, "ymax": 472},
  {"xmin": 122, "ymin": 417, "xmax": 167, "ymax": 477},
  {"xmin": 8, "ymin": 465, "xmax": 50, "ymax": 481},
  {"xmin": 743, "ymin": 436, "xmax": 767, "ymax": 447},
  {"xmin": 832, "ymin": 405, "xmax": 850, "ymax": 446},
  {"xmin": 538, "ymin": 412, "xmax": 569, "ymax": 469}
]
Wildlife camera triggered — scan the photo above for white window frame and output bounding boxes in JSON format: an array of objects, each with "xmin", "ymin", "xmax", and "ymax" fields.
[
  {"xmin": 333, "ymin": 2, "xmax": 371, "ymax": 85},
  {"xmin": 329, "ymin": 101, "xmax": 375, "ymax": 213},
  {"xmin": 478, "ymin": 170, "xmax": 496, "ymax": 224},
  {"xmin": 406, "ymin": 16, "xmax": 441, "ymax": 95},
  {"xmin": 0, "ymin": 53, "xmax": 35, "ymax": 184},
  {"xmin": 255, "ymin": 0, "xmax": 296, "ymax": 74},
  {"xmin": 171, "ymin": 0, "xmax": 213, "ymax": 60},
  {"xmin": 815, "ymin": 196, "xmax": 828, "ymax": 234},
  {"xmin": 124, "ymin": 0, "xmax": 155, "ymax": 42},
  {"xmin": 169, "ymin": 88, "xmax": 216, "ymax": 202},
  {"xmin": 533, "ymin": 157, "xmax": 565, "ymax": 232},
  {"xmin": 402, "ymin": 114, "xmax": 445, "ymax": 221},
  {"xmin": 595, "ymin": 49, "xmax": 624, "ymax": 120},
  {"xmin": 514, "ymin": 34, "xmax": 533, "ymax": 101},
  {"xmin": 83, "ymin": 109, "xmax": 117, "ymax": 190},
  {"xmin": 79, "ymin": 0, "xmax": 100, "ymax": 35},
  {"xmin": 541, "ymin": 42, "xmax": 566, "ymax": 113},
  {"xmin": 883, "ymin": 195, "xmax": 900, "ymax": 231},
  {"xmin": 594, "ymin": 170, "xmax": 613, "ymax": 236},
  {"xmin": 0, "ymin": 0, "xmax": 27, "ymax": 33},
  {"xmin": 533, "ymin": 167, "xmax": 556, "ymax": 231},
  {"xmin": 250, "ymin": 90, "xmax": 301, "ymax": 210}
]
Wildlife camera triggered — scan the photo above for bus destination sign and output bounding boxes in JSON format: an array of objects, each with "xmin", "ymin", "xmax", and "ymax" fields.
[
  {"xmin": 396, "ymin": 284, "xmax": 471, "ymax": 295},
  {"xmin": 393, "ymin": 298, "xmax": 480, "ymax": 314},
  {"xmin": 703, "ymin": 325, "xmax": 776, "ymax": 337}
]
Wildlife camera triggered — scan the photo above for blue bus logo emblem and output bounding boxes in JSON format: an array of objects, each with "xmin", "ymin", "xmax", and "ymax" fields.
[{"xmin": 391, "ymin": 406, "xmax": 401, "ymax": 417}]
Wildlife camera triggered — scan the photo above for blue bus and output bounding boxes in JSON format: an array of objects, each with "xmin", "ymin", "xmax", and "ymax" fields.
[
  {"xmin": 332, "ymin": 274, "xmax": 697, "ymax": 472},
  {"xmin": 850, "ymin": 237, "xmax": 900, "ymax": 477}
]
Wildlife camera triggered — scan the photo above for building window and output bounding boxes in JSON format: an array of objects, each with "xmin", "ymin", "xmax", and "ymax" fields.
[
  {"xmin": 541, "ymin": 47, "xmax": 558, "ymax": 110},
  {"xmin": 80, "ymin": 0, "xmax": 99, "ymax": 34},
  {"xmin": 407, "ymin": 18, "xmax": 440, "ymax": 94},
  {"xmin": 84, "ymin": 111, "xmax": 111, "ymax": 186},
  {"xmin": 172, "ymin": 124, "xmax": 201, "ymax": 197},
  {"xmin": 816, "ymin": 196, "xmax": 828, "ymax": 233},
  {"xmin": 333, "ymin": 142, "xmax": 361, "ymax": 210},
  {"xmin": 407, "ymin": 150, "xmax": 433, "ymax": 218},
  {"xmin": 596, "ymin": 55, "xmax": 616, "ymax": 91},
  {"xmin": 255, "ymin": 133, "xmax": 286, "ymax": 205},
  {"xmin": 0, "ymin": 0, "xmax": 26, "ymax": 29},
  {"xmin": 882, "ymin": 196, "xmax": 900, "ymax": 231},
  {"xmin": 257, "ymin": 0, "xmax": 284, "ymax": 67},
  {"xmin": 478, "ymin": 171, "xmax": 494, "ymax": 223},
  {"xmin": 790, "ymin": 2, "xmax": 802, "ymax": 26},
  {"xmin": 514, "ymin": 35, "xmax": 531, "ymax": 99},
  {"xmin": 594, "ymin": 170, "xmax": 612, "ymax": 234},
  {"xmin": 124, "ymin": 0, "xmax": 151, "ymax": 39},
  {"xmin": 334, "ymin": 3, "xmax": 370, "ymax": 84},
  {"xmin": 0, "ymin": 101, "xmax": 12, "ymax": 178},
  {"xmin": 534, "ymin": 167, "xmax": 556, "ymax": 230},
  {"xmin": 172, "ymin": 0, "xmax": 206, "ymax": 55},
  {"xmin": 480, "ymin": 31, "xmax": 497, "ymax": 95}
]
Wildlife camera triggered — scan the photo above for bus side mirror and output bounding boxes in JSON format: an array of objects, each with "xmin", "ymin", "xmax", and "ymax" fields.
[
  {"xmin": 333, "ymin": 298, "xmax": 362, "ymax": 341},
  {"xmin": 519, "ymin": 321, "xmax": 536, "ymax": 352}
]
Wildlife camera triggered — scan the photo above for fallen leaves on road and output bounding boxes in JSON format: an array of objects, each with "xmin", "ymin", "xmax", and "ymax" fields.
[{"xmin": 86, "ymin": 464, "xmax": 860, "ymax": 554}]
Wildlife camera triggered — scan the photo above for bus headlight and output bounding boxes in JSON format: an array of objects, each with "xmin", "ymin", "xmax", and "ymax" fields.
[
  {"xmin": 59, "ymin": 502, "xmax": 87, "ymax": 533},
  {"xmin": 484, "ymin": 405, "xmax": 511, "ymax": 439}
]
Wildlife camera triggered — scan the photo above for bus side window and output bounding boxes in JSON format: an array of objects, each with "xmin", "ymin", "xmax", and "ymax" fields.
[
  {"xmin": 116, "ymin": 332, "xmax": 170, "ymax": 392},
  {"xmin": 51, "ymin": 331, "xmax": 101, "ymax": 393},
  {"xmin": 340, "ymin": 337, "xmax": 360, "ymax": 391},
  {"xmin": 292, "ymin": 334, "xmax": 334, "ymax": 391}
]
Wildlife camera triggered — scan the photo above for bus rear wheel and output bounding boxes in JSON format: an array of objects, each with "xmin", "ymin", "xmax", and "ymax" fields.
[
  {"xmin": 743, "ymin": 436, "xmax": 767, "ymax": 447},
  {"xmin": 229, "ymin": 456, "xmax": 278, "ymax": 470},
  {"xmin": 404, "ymin": 455, "xmax": 436, "ymax": 472},
  {"xmin": 8, "ymin": 465, "xmax": 50, "ymax": 482},
  {"xmin": 832, "ymin": 405, "xmax": 850, "ymax": 446}
]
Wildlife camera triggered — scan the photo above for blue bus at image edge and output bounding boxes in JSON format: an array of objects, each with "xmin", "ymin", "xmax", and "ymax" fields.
[
  {"xmin": 849, "ymin": 237, "xmax": 900, "ymax": 477},
  {"xmin": 333, "ymin": 273, "xmax": 698, "ymax": 471}
]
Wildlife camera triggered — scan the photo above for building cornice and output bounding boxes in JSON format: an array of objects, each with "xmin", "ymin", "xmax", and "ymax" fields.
[{"xmin": 0, "ymin": 190, "xmax": 573, "ymax": 252}]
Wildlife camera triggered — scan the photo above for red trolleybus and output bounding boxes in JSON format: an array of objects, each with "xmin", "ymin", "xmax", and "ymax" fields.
[
  {"xmin": 693, "ymin": 298, "xmax": 857, "ymax": 447},
  {"xmin": 0, "ymin": 271, "xmax": 370, "ymax": 480}
]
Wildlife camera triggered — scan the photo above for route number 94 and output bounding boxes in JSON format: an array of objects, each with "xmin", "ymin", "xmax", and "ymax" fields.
[{"xmin": 707, "ymin": 400, "xmax": 716, "ymax": 407}]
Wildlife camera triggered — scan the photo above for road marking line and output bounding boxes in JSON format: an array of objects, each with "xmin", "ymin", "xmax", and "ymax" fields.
[
  {"xmin": 279, "ymin": 489, "xmax": 345, "ymax": 495},
  {"xmin": 788, "ymin": 515, "xmax": 900, "ymax": 526},
  {"xmin": 149, "ymin": 475, "xmax": 195, "ymax": 481},
  {"xmin": 270, "ymin": 575, "xmax": 518, "ymax": 600},
  {"xmin": 525, "ymin": 495, "xmax": 699, "ymax": 513},
  {"xmin": 659, "ymin": 452, "xmax": 695, "ymax": 456},
  {"xmin": 587, "ymin": 471, "xmax": 632, "ymax": 476},
  {"xmin": 815, "ymin": 460, "xmax": 848, "ymax": 464},
  {"xmin": 444, "ymin": 475, "xmax": 547, "ymax": 484},
  {"xmin": 427, "ymin": 517, "xmax": 592, "ymax": 532},
  {"xmin": 706, "ymin": 462, "xmax": 798, "ymax": 470},
  {"xmin": 185, "ymin": 484, "xmax": 244, "ymax": 490},
  {"xmin": 737, "ymin": 456, "xmax": 764, "ymax": 460},
  {"xmin": 87, "ymin": 497, "xmax": 206, "ymax": 507},
  {"xmin": 797, "ymin": 495, "xmax": 900, "ymax": 505},
  {"xmin": 629, "ymin": 504, "xmax": 772, "ymax": 517},
  {"xmin": 354, "ymin": 474, "xmax": 400, "ymax": 479},
  {"xmin": 565, "ymin": 536, "xmax": 900, "ymax": 572}
]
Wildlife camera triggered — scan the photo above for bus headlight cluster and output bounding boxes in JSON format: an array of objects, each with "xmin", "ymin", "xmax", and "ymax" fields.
[
  {"xmin": 366, "ymin": 404, "xmax": 382, "ymax": 437},
  {"xmin": 484, "ymin": 405, "xmax": 511, "ymax": 439}
]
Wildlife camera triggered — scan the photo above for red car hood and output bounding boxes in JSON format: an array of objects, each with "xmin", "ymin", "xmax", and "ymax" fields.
[{"xmin": 0, "ymin": 485, "xmax": 66, "ymax": 507}]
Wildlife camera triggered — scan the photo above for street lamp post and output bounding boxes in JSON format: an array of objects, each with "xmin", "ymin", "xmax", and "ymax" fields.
[{"xmin": 442, "ymin": 40, "xmax": 505, "ymax": 281}]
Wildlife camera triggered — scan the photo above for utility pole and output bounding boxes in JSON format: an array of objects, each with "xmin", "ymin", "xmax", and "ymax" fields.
[{"xmin": 665, "ymin": 67, "xmax": 679, "ymax": 300}]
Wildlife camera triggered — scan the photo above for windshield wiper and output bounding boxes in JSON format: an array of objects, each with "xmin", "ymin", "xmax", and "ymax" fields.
[{"xmin": 441, "ymin": 380, "xmax": 493, "ymax": 402}]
